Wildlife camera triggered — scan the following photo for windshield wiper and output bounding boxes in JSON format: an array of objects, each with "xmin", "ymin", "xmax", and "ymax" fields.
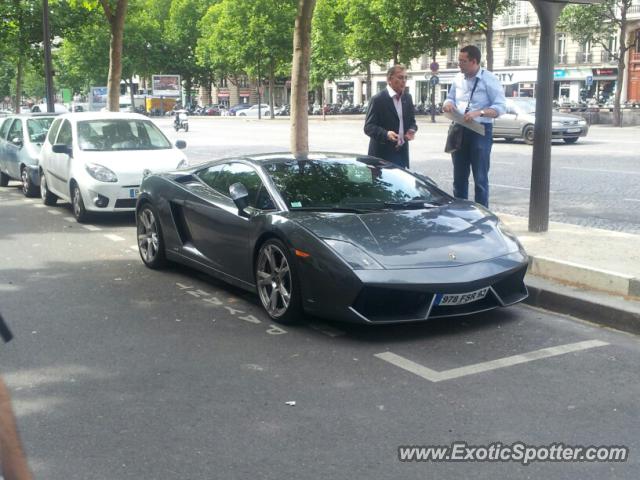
[
  {"xmin": 383, "ymin": 199, "xmax": 440, "ymax": 209},
  {"xmin": 289, "ymin": 206, "xmax": 374, "ymax": 214}
]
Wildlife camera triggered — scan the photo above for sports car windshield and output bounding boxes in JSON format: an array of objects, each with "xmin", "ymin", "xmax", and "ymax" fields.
[
  {"xmin": 263, "ymin": 158, "xmax": 449, "ymax": 211},
  {"xmin": 77, "ymin": 119, "xmax": 172, "ymax": 151}
]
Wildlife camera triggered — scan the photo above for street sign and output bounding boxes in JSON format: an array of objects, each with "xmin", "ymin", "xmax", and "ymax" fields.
[
  {"xmin": 586, "ymin": 75, "xmax": 593, "ymax": 86},
  {"xmin": 430, "ymin": 75, "xmax": 439, "ymax": 86}
]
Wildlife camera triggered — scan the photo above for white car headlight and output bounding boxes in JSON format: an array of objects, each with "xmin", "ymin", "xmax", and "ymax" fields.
[
  {"xmin": 177, "ymin": 159, "xmax": 188, "ymax": 169},
  {"xmin": 552, "ymin": 121, "xmax": 562, "ymax": 128},
  {"xmin": 85, "ymin": 163, "xmax": 117, "ymax": 182},
  {"xmin": 578, "ymin": 119, "xmax": 587, "ymax": 126},
  {"xmin": 323, "ymin": 239, "xmax": 384, "ymax": 270}
]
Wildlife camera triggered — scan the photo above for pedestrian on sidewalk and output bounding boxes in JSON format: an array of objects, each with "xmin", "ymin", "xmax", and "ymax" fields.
[
  {"xmin": 364, "ymin": 64, "xmax": 418, "ymax": 168},
  {"xmin": 443, "ymin": 45, "xmax": 505, "ymax": 208}
]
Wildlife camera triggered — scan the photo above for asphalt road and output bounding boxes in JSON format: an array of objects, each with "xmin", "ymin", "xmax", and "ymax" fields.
[
  {"xmin": 161, "ymin": 115, "xmax": 640, "ymax": 234},
  {"xmin": 1, "ymin": 180, "xmax": 639, "ymax": 478}
]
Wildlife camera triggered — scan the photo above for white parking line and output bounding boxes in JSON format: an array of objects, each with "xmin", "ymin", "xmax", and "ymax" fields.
[
  {"xmin": 31, "ymin": 203, "xmax": 46, "ymax": 208},
  {"xmin": 47, "ymin": 209, "xmax": 62, "ymax": 215},
  {"xmin": 374, "ymin": 339, "xmax": 609, "ymax": 383},
  {"xmin": 492, "ymin": 161, "xmax": 515, "ymax": 166},
  {"xmin": 81, "ymin": 225, "xmax": 102, "ymax": 232},
  {"xmin": 104, "ymin": 234, "xmax": 125, "ymax": 242},
  {"xmin": 624, "ymin": 198, "xmax": 640, "ymax": 203},
  {"xmin": 63, "ymin": 217, "xmax": 75, "ymax": 222},
  {"xmin": 130, "ymin": 245, "xmax": 138, "ymax": 252},
  {"xmin": 560, "ymin": 166, "xmax": 640, "ymax": 175}
]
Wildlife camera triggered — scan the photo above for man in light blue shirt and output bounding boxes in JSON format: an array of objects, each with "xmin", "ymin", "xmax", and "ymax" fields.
[{"xmin": 443, "ymin": 45, "xmax": 506, "ymax": 208}]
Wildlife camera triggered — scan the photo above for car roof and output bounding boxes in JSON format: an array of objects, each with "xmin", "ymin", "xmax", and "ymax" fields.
[
  {"xmin": 53, "ymin": 111, "xmax": 153, "ymax": 122},
  {"xmin": 200, "ymin": 152, "xmax": 387, "ymax": 168}
]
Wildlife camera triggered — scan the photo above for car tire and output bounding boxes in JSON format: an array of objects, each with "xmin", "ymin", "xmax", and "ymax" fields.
[
  {"xmin": 184, "ymin": 124, "xmax": 189, "ymax": 132},
  {"xmin": 523, "ymin": 125, "xmax": 535, "ymax": 145},
  {"xmin": 21, "ymin": 167, "xmax": 38, "ymax": 197},
  {"xmin": 71, "ymin": 182, "xmax": 89, "ymax": 223},
  {"xmin": 255, "ymin": 239, "xmax": 303, "ymax": 324},
  {"xmin": 563, "ymin": 137, "xmax": 578, "ymax": 144},
  {"xmin": 239, "ymin": 113, "xmax": 246, "ymax": 117},
  {"xmin": 0, "ymin": 171, "xmax": 9, "ymax": 187},
  {"xmin": 40, "ymin": 171, "xmax": 57, "ymax": 206},
  {"xmin": 137, "ymin": 202, "xmax": 167, "ymax": 269}
]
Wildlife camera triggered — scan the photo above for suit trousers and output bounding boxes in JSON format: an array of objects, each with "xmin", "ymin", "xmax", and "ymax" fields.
[{"xmin": 452, "ymin": 123, "xmax": 493, "ymax": 208}]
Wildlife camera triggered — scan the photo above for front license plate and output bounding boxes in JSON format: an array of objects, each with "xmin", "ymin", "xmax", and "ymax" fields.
[
  {"xmin": 129, "ymin": 188, "xmax": 140, "ymax": 198},
  {"xmin": 436, "ymin": 287, "xmax": 489, "ymax": 306},
  {"xmin": 566, "ymin": 128, "xmax": 581, "ymax": 133}
]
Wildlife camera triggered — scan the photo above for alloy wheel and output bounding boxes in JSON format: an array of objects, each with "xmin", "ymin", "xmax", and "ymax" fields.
[
  {"xmin": 256, "ymin": 243, "xmax": 292, "ymax": 318},
  {"xmin": 138, "ymin": 207, "xmax": 160, "ymax": 264}
]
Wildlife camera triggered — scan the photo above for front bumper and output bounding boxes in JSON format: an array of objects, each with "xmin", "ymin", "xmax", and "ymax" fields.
[
  {"xmin": 551, "ymin": 125, "xmax": 588, "ymax": 138},
  {"xmin": 301, "ymin": 251, "xmax": 529, "ymax": 324},
  {"xmin": 79, "ymin": 180, "xmax": 141, "ymax": 212}
]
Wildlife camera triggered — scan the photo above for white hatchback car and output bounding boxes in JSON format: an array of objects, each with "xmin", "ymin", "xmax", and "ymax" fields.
[
  {"xmin": 237, "ymin": 104, "xmax": 271, "ymax": 117},
  {"xmin": 39, "ymin": 112, "xmax": 187, "ymax": 222}
]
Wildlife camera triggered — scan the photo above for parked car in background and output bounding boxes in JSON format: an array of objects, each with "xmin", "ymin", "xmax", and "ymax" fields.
[
  {"xmin": 39, "ymin": 112, "xmax": 188, "ymax": 222},
  {"xmin": 202, "ymin": 104, "xmax": 224, "ymax": 116},
  {"xmin": 0, "ymin": 113, "xmax": 58, "ymax": 196},
  {"xmin": 31, "ymin": 103, "xmax": 69, "ymax": 114},
  {"xmin": 228, "ymin": 103, "xmax": 251, "ymax": 116},
  {"xmin": 237, "ymin": 104, "xmax": 271, "ymax": 117},
  {"xmin": 493, "ymin": 97, "xmax": 589, "ymax": 144}
]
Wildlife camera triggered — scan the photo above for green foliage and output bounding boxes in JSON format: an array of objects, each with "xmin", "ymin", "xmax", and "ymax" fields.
[
  {"xmin": 310, "ymin": 0, "xmax": 350, "ymax": 89},
  {"xmin": 558, "ymin": 1, "xmax": 622, "ymax": 53}
]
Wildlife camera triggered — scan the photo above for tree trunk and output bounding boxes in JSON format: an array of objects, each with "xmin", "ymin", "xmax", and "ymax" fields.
[
  {"xmin": 485, "ymin": 19, "xmax": 494, "ymax": 71},
  {"xmin": 185, "ymin": 77, "xmax": 192, "ymax": 106},
  {"xmin": 613, "ymin": 6, "xmax": 628, "ymax": 127},
  {"xmin": 365, "ymin": 63, "xmax": 372, "ymax": 101},
  {"xmin": 269, "ymin": 59, "xmax": 275, "ymax": 119},
  {"xmin": 102, "ymin": 0, "xmax": 129, "ymax": 112},
  {"xmin": 14, "ymin": 55, "xmax": 23, "ymax": 113},
  {"xmin": 290, "ymin": 0, "xmax": 317, "ymax": 156},
  {"xmin": 129, "ymin": 76, "xmax": 135, "ymax": 111}
]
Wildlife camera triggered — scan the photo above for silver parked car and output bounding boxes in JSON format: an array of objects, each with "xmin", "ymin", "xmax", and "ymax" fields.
[
  {"xmin": 0, "ymin": 113, "xmax": 58, "ymax": 196},
  {"xmin": 493, "ymin": 97, "xmax": 589, "ymax": 145}
]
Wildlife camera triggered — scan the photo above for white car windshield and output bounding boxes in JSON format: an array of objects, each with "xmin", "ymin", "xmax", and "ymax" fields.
[{"xmin": 77, "ymin": 119, "xmax": 172, "ymax": 151}]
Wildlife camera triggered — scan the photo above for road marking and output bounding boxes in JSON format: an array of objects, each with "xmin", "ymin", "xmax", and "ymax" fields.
[
  {"xmin": 130, "ymin": 245, "xmax": 138, "ymax": 252},
  {"xmin": 623, "ymin": 198, "xmax": 640, "ymax": 203},
  {"xmin": 491, "ymin": 183, "xmax": 530, "ymax": 191},
  {"xmin": 492, "ymin": 161, "xmax": 514, "ymax": 166},
  {"xmin": 104, "ymin": 234, "xmax": 125, "ymax": 242},
  {"xmin": 560, "ymin": 166, "xmax": 640, "ymax": 175},
  {"xmin": 47, "ymin": 209, "xmax": 61, "ymax": 215},
  {"xmin": 374, "ymin": 340, "xmax": 609, "ymax": 383},
  {"xmin": 63, "ymin": 217, "xmax": 75, "ymax": 222},
  {"xmin": 31, "ymin": 203, "xmax": 46, "ymax": 208}
]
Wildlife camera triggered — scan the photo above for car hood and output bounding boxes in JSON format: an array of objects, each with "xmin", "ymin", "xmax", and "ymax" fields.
[
  {"xmin": 78, "ymin": 148, "xmax": 186, "ymax": 174},
  {"xmin": 287, "ymin": 202, "xmax": 522, "ymax": 269}
]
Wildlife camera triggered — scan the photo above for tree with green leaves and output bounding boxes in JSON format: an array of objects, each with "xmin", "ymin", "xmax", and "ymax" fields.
[
  {"xmin": 559, "ymin": 0, "xmax": 634, "ymax": 127},
  {"xmin": 463, "ymin": 0, "xmax": 512, "ymax": 71}
]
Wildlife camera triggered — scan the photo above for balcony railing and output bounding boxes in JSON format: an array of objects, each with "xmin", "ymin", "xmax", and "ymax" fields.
[
  {"xmin": 446, "ymin": 61, "xmax": 458, "ymax": 68},
  {"xmin": 628, "ymin": 4, "xmax": 640, "ymax": 14},
  {"xmin": 601, "ymin": 51, "xmax": 616, "ymax": 63},
  {"xmin": 505, "ymin": 58, "xmax": 528, "ymax": 66},
  {"xmin": 556, "ymin": 53, "xmax": 568, "ymax": 64},
  {"xmin": 575, "ymin": 52, "xmax": 593, "ymax": 64},
  {"xmin": 502, "ymin": 14, "xmax": 529, "ymax": 26}
]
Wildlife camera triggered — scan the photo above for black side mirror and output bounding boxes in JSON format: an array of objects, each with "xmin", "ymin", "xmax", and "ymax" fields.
[
  {"xmin": 229, "ymin": 182, "xmax": 249, "ymax": 216},
  {"xmin": 10, "ymin": 137, "xmax": 23, "ymax": 147},
  {"xmin": 175, "ymin": 140, "xmax": 186, "ymax": 149},
  {"xmin": 52, "ymin": 143, "xmax": 72, "ymax": 156}
]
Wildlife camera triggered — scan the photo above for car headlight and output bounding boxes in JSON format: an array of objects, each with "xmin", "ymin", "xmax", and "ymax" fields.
[
  {"xmin": 552, "ymin": 121, "xmax": 562, "ymax": 128},
  {"xmin": 85, "ymin": 163, "xmax": 117, "ymax": 182},
  {"xmin": 177, "ymin": 159, "xmax": 188, "ymax": 169},
  {"xmin": 323, "ymin": 239, "xmax": 384, "ymax": 270},
  {"xmin": 578, "ymin": 119, "xmax": 587, "ymax": 126}
]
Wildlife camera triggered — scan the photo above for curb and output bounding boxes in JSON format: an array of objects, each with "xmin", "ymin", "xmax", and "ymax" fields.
[
  {"xmin": 529, "ymin": 255, "xmax": 640, "ymax": 298},
  {"xmin": 524, "ymin": 275, "xmax": 640, "ymax": 335}
]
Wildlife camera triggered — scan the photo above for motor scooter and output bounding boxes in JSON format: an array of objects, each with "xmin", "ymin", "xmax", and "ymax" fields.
[{"xmin": 174, "ymin": 110, "xmax": 189, "ymax": 132}]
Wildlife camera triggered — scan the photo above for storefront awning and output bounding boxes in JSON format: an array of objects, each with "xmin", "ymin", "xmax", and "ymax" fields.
[
  {"xmin": 554, "ymin": 67, "xmax": 592, "ymax": 80},
  {"xmin": 494, "ymin": 69, "xmax": 539, "ymax": 84}
]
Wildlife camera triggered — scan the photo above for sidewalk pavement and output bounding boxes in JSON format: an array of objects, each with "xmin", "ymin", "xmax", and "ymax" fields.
[{"xmin": 498, "ymin": 213, "xmax": 640, "ymax": 334}]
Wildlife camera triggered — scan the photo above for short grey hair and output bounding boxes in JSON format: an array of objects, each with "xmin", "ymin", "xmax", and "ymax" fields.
[{"xmin": 387, "ymin": 64, "xmax": 407, "ymax": 81}]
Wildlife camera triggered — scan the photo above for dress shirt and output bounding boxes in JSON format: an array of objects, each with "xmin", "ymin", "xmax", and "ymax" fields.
[{"xmin": 444, "ymin": 68, "xmax": 506, "ymax": 124}]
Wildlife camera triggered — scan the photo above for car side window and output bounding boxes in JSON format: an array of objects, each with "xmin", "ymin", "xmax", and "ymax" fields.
[
  {"xmin": 55, "ymin": 120, "xmax": 72, "ymax": 146},
  {"xmin": 7, "ymin": 119, "xmax": 23, "ymax": 145},
  {"xmin": 196, "ymin": 164, "xmax": 226, "ymax": 192},
  {"xmin": 47, "ymin": 119, "xmax": 62, "ymax": 144},
  {"xmin": 199, "ymin": 162, "xmax": 273, "ymax": 210},
  {"xmin": 0, "ymin": 118, "xmax": 12, "ymax": 140}
]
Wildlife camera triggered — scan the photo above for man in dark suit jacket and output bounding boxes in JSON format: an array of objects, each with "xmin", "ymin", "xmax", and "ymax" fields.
[{"xmin": 364, "ymin": 64, "xmax": 418, "ymax": 168}]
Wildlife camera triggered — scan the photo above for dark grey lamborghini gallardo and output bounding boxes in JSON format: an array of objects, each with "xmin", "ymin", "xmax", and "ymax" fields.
[{"xmin": 135, "ymin": 153, "xmax": 528, "ymax": 324}]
